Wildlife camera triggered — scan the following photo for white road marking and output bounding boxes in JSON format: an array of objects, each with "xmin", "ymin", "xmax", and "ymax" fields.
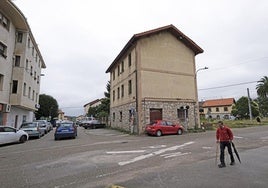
[
  {"xmin": 142, "ymin": 145, "xmax": 167, "ymax": 149},
  {"xmin": 106, "ymin": 150, "xmax": 146, "ymax": 154},
  {"xmin": 118, "ymin": 141, "xmax": 194, "ymax": 166},
  {"xmin": 161, "ymin": 152, "xmax": 191, "ymax": 159},
  {"xmin": 234, "ymin": 136, "xmax": 243, "ymax": 139},
  {"xmin": 202, "ymin": 147, "xmax": 212, "ymax": 149}
]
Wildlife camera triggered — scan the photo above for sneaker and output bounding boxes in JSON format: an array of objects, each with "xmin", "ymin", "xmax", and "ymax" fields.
[
  {"xmin": 230, "ymin": 162, "xmax": 235, "ymax": 166},
  {"xmin": 218, "ymin": 164, "xmax": 226, "ymax": 168}
]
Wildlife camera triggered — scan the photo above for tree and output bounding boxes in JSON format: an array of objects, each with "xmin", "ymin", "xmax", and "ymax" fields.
[
  {"xmin": 231, "ymin": 96, "xmax": 259, "ymax": 119},
  {"xmin": 87, "ymin": 81, "xmax": 110, "ymax": 119},
  {"xmin": 35, "ymin": 94, "xmax": 59, "ymax": 120},
  {"xmin": 256, "ymin": 76, "xmax": 268, "ymax": 98},
  {"xmin": 255, "ymin": 97, "xmax": 268, "ymax": 117}
]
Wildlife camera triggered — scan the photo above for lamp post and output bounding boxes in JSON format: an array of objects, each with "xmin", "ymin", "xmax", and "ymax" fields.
[{"xmin": 194, "ymin": 66, "xmax": 208, "ymax": 129}]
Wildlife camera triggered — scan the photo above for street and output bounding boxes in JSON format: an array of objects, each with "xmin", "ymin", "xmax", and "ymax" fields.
[{"xmin": 0, "ymin": 125, "xmax": 267, "ymax": 188}]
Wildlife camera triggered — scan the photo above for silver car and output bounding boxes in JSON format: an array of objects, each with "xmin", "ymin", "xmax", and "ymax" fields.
[
  {"xmin": 20, "ymin": 122, "xmax": 44, "ymax": 138},
  {"xmin": 0, "ymin": 126, "xmax": 29, "ymax": 145}
]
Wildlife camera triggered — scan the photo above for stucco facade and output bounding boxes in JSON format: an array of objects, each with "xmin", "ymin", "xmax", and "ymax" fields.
[
  {"xmin": 0, "ymin": 1, "xmax": 46, "ymax": 127},
  {"xmin": 106, "ymin": 25, "xmax": 203, "ymax": 134}
]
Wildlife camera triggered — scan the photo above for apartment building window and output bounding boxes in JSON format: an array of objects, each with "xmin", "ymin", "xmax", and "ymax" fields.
[
  {"xmin": 208, "ymin": 108, "xmax": 212, "ymax": 112},
  {"xmin": 0, "ymin": 74, "xmax": 3, "ymax": 91},
  {"xmin": 216, "ymin": 107, "xmax": 219, "ymax": 112},
  {"xmin": 117, "ymin": 87, "xmax": 120, "ymax": 99},
  {"xmin": 17, "ymin": 32, "xmax": 23, "ymax": 43},
  {"xmin": 28, "ymin": 38, "xmax": 31, "ymax": 48},
  {"xmin": 117, "ymin": 65, "xmax": 120, "ymax": 76},
  {"xmin": 121, "ymin": 61, "xmax": 124, "ymax": 73},
  {"xmin": 12, "ymin": 80, "xmax": 18, "ymax": 94},
  {"xmin": 112, "ymin": 112, "xmax": 115, "ymax": 122},
  {"xmin": 30, "ymin": 66, "xmax": 33, "ymax": 76},
  {"xmin": 177, "ymin": 108, "xmax": 188, "ymax": 120},
  {"xmin": 34, "ymin": 71, "xmax": 37, "ymax": 80},
  {"xmin": 37, "ymin": 76, "xmax": 40, "ymax": 84},
  {"xmin": 128, "ymin": 80, "xmax": 132, "ymax": 95},
  {"xmin": 112, "ymin": 90, "xmax": 115, "ymax": 101},
  {"xmin": 26, "ymin": 59, "xmax": 29, "ymax": 72},
  {"xmin": 224, "ymin": 107, "xmax": 228, "ymax": 111},
  {"xmin": 112, "ymin": 70, "xmax": 115, "ymax": 80},
  {"xmin": 0, "ymin": 12, "xmax": 10, "ymax": 30},
  {"xmin": 28, "ymin": 87, "xmax": 31, "ymax": 98},
  {"xmin": 119, "ymin": 111, "xmax": 122, "ymax": 122},
  {"xmin": 36, "ymin": 93, "xmax": 38, "ymax": 103},
  {"xmin": 121, "ymin": 84, "xmax": 124, "ymax": 98},
  {"xmin": 32, "ymin": 47, "xmax": 34, "ymax": 56},
  {"xmin": 0, "ymin": 41, "xmax": 7, "ymax": 58},
  {"xmin": 23, "ymin": 83, "xmax": 26, "ymax": 96},
  {"xmin": 15, "ymin": 56, "xmax": 21, "ymax": 67},
  {"xmin": 128, "ymin": 53, "xmax": 131, "ymax": 67},
  {"xmin": 32, "ymin": 90, "xmax": 35, "ymax": 101}
]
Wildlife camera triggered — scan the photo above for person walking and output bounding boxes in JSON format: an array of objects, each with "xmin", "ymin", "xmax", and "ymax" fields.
[{"xmin": 216, "ymin": 121, "xmax": 235, "ymax": 168}]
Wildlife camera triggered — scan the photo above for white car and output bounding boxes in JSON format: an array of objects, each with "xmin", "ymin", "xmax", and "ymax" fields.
[{"xmin": 0, "ymin": 126, "xmax": 29, "ymax": 145}]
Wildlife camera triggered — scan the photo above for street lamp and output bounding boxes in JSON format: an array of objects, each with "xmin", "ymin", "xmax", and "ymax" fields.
[{"xmin": 194, "ymin": 66, "xmax": 208, "ymax": 129}]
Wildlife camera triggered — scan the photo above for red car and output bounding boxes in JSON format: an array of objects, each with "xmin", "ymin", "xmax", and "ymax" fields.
[{"xmin": 145, "ymin": 120, "xmax": 184, "ymax": 137}]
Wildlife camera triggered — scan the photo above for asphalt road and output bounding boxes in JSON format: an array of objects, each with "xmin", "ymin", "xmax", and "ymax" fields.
[{"xmin": 0, "ymin": 125, "xmax": 267, "ymax": 188}]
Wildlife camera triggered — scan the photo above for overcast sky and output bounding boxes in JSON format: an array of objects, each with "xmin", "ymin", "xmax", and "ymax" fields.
[{"xmin": 13, "ymin": 0, "xmax": 268, "ymax": 116}]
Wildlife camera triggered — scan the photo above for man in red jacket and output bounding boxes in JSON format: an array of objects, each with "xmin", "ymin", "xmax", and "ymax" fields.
[{"xmin": 216, "ymin": 121, "xmax": 235, "ymax": 168}]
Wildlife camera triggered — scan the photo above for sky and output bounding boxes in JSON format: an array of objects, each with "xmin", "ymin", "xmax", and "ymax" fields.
[{"xmin": 13, "ymin": 0, "xmax": 268, "ymax": 116}]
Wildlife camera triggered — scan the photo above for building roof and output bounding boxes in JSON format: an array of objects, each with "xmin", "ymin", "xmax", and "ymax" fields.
[
  {"xmin": 202, "ymin": 98, "xmax": 235, "ymax": 107},
  {"xmin": 83, "ymin": 99, "xmax": 101, "ymax": 107},
  {"xmin": 106, "ymin": 24, "xmax": 204, "ymax": 73}
]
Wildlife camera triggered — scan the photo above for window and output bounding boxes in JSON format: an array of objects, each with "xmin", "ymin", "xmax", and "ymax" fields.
[
  {"xmin": 0, "ymin": 74, "xmax": 3, "ymax": 91},
  {"xmin": 28, "ymin": 87, "xmax": 31, "ymax": 98},
  {"xmin": 128, "ymin": 80, "xmax": 132, "ymax": 95},
  {"xmin": 23, "ymin": 83, "xmax": 26, "ymax": 96},
  {"xmin": 26, "ymin": 59, "xmax": 29, "ymax": 72},
  {"xmin": 121, "ymin": 84, "xmax": 124, "ymax": 98},
  {"xmin": 128, "ymin": 53, "xmax": 131, "ymax": 67},
  {"xmin": 30, "ymin": 66, "xmax": 33, "ymax": 76},
  {"xmin": 28, "ymin": 38, "xmax": 31, "ymax": 48},
  {"xmin": 208, "ymin": 108, "xmax": 212, "ymax": 112},
  {"xmin": 117, "ymin": 65, "xmax": 120, "ymax": 76},
  {"xmin": 112, "ymin": 112, "xmax": 115, "ymax": 122},
  {"xmin": 17, "ymin": 32, "xmax": 23, "ymax": 43},
  {"xmin": 15, "ymin": 56, "xmax": 20, "ymax": 67},
  {"xmin": 32, "ymin": 90, "xmax": 35, "ymax": 101},
  {"xmin": 121, "ymin": 61, "xmax": 124, "ymax": 73},
  {"xmin": 113, "ymin": 90, "xmax": 115, "ymax": 101},
  {"xmin": 0, "ymin": 12, "xmax": 10, "ymax": 30},
  {"xmin": 117, "ymin": 87, "xmax": 120, "ymax": 99},
  {"xmin": 119, "ymin": 111, "xmax": 122, "ymax": 122},
  {"xmin": 224, "ymin": 107, "xmax": 228, "ymax": 111},
  {"xmin": 0, "ymin": 41, "xmax": 7, "ymax": 58},
  {"xmin": 37, "ymin": 76, "xmax": 40, "ymax": 84},
  {"xmin": 112, "ymin": 70, "xmax": 115, "ymax": 80},
  {"xmin": 12, "ymin": 80, "xmax": 18, "ymax": 94},
  {"xmin": 177, "ymin": 107, "xmax": 188, "ymax": 120},
  {"xmin": 216, "ymin": 107, "xmax": 219, "ymax": 112}
]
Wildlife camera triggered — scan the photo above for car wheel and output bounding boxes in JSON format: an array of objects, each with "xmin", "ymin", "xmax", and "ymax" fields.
[
  {"xmin": 177, "ymin": 129, "xmax": 183, "ymax": 135},
  {"xmin": 156, "ymin": 130, "xmax": 162, "ymax": 137},
  {"xmin": 19, "ymin": 135, "xmax": 27, "ymax": 143}
]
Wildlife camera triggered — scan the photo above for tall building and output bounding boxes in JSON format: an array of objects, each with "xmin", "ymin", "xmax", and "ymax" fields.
[
  {"xmin": 0, "ymin": 1, "xmax": 46, "ymax": 127},
  {"xmin": 106, "ymin": 25, "xmax": 203, "ymax": 134}
]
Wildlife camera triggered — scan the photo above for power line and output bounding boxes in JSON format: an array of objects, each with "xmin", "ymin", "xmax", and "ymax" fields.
[{"xmin": 199, "ymin": 81, "xmax": 258, "ymax": 91}]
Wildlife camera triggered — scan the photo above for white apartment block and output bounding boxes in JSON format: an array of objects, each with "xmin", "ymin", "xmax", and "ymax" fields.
[{"xmin": 0, "ymin": 1, "xmax": 46, "ymax": 128}]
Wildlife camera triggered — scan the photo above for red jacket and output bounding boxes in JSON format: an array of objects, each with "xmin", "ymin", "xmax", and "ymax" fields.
[{"xmin": 216, "ymin": 126, "xmax": 233, "ymax": 142}]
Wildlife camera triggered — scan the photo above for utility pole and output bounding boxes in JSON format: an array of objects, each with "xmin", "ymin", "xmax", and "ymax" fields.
[{"xmin": 247, "ymin": 88, "xmax": 253, "ymax": 121}]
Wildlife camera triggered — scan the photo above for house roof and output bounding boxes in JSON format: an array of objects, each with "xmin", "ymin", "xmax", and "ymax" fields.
[
  {"xmin": 105, "ymin": 24, "xmax": 204, "ymax": 73},
  {"xmin": 83, "ymin": 99, "xmax": 101, "ymax": 107},
  {"xmin": 202, "ymin": 98, "xmax": 235, "ymax": 107}
]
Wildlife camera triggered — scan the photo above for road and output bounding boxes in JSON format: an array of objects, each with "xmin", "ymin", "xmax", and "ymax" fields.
[{"xmin": 0, "ymin": 125, "xmax": 267, "ymax": 188}]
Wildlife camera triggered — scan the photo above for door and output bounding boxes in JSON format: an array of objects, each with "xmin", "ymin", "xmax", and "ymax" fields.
[{"xmin": 150, "ymin": 109, "xmax": 162, "ymax": 123}]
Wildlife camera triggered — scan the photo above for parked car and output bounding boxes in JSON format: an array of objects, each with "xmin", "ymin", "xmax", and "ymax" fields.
[
  {"xmin": 54, "ymin": 121, "xmax": 77, "ymax": 140},
  {"xmin": 34, "ymin": 120, "xmax": 51, "ymax": 134},
  {"xmin": 0, "ymin": 126, "xmax": 29, "ymax": 145},
  {"xmin": 20, "ymin": 122, "xmax": 44, "ymax": 138},
  {"xmin": 81, "ymin": 117, "xmax": 106, "ymax": 129},
  {"xmin": 145, "ymin": 120, "xmax": 184, "ymax": 137}
]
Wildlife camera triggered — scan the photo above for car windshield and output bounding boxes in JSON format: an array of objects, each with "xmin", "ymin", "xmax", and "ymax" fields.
[
  {"xmin": 21, "ymin": 123, "xmax": 37, "ymax": 128},
  {"xmin": 59, "ymin": 123, "xmax": 73, "ymax": 128}
]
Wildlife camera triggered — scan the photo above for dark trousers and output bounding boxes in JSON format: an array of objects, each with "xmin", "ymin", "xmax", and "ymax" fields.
[{"xmin": 220, "ymin": 141, "xmax": 235, "ymax": 164}]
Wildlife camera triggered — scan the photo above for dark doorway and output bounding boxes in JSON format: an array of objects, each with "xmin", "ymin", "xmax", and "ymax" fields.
[{"xmin": 150, "ymin": 108, "xmax": 162, "ymax": 122}]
